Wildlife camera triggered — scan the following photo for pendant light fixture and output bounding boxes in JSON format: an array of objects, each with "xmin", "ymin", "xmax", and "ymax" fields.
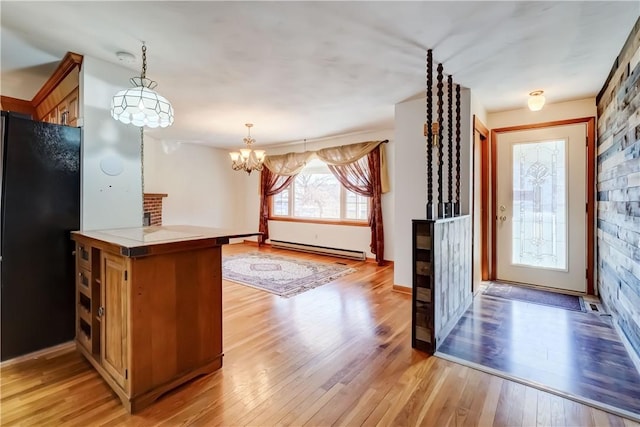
[
  {"xmin": 110, "ymin": 42, "xmax": 174, "ymax": 128},
  {"xmin": 229, "ymin": 123, "xmax": 266, "ymax": 174}
]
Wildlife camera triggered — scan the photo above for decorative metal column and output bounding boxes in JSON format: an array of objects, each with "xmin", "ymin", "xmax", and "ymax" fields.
[
  {"xmin": 446, "ymin": 75, "xmax": 454, "ymax": 217},
  {"xmin": 455, "ymin": 84, "xmax": 461, "ymax": 216},
  {"xmin": 426, "ymin": 50, "xmax": 436, "ymax": 220},
  {"xmin": 437, "ymin": 63, "xmax": 445, "ymax": 218}
]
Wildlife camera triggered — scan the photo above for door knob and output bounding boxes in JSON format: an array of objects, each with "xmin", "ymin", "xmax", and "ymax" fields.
[{"xmin": 499, "ymin": 215, "xmax": 507, "ymax": 222}]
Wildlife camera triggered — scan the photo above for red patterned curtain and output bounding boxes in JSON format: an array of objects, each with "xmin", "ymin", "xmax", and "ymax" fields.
[
  {"xmin": 258, "ymin": 167, "xmax": 295, "ymax": 244},
  {"xmin": 326, "ymin": 145, "xmax": 384, "ymax": 265}
]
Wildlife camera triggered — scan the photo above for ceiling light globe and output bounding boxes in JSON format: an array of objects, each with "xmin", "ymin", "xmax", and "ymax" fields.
[{"xmin": 528, "ymin": 90, "xmax": 545, "ymax": 111}]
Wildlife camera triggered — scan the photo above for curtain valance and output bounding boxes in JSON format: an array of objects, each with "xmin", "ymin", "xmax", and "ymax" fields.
[
  {"xmin": 263, "ymin": 140, "xmax": 390, "ymax": 193},
  {"xmin": 259, "ymin": 139, "xmax": 389, "ymax": 265}
]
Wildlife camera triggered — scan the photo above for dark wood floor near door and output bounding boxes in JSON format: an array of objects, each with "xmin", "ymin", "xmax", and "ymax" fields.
[{"xmin": 438, "ymin": 291, "xmax": 640, "ymax": 419}]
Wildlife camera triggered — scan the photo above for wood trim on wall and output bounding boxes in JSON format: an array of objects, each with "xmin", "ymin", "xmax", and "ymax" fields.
[
  {"xmin": 586, "ymin": 117, "xmax": 596, "ymax": 295},
  {"xmin": 392, "ymin": 284, "xmax": 411, "ymax": 295},
  {"xmin": 490, "ymin": 128, "xmax": 498, "ymax": 281},
  {"xmin": 268, "ymin": 217, "xmax": 369, "ymax": 227},
  {"xmin": 490, "ymin": 117, "xmax": 596, "ymax": 294},
  {"xmin": 31, "ymin": 52, "xmax": 83, "ymax": 107},
  {"xmin": 0, "ymin": 96, "xmax": 36, "ymax": 117},
  {"xmin": 473, "ymin": 116, "xmax": 490, "ymax": 282}
]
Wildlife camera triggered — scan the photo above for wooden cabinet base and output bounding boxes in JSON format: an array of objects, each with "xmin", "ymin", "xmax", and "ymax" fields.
[
  {"xmin": 76, "ymin": 343, "xmax": 222, "ymax": 413},
  {"xmin": 69, "ymin": 226, "xmax": 259, "ymax": 414}
]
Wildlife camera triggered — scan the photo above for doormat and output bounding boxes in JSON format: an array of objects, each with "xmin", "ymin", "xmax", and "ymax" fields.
[
  {"xmin": 483, "ymin": 282, "xmax": 586, "ymax": 312},
  {"xmin": 222, "ymin": 252, "xmax": 356, "ymax": 298}
]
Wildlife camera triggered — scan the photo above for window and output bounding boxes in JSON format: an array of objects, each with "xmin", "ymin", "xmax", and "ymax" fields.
[{"xmin": 271, "ymin": 159, "xmax": 369, "ymax": 222}]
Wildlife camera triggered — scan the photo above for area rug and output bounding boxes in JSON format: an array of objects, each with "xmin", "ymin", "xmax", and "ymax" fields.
[
  {"xmin": 222, "ymin": 252, "xmax": 356, "ymax": 298},
  {"xmin": 483, "ymin": 282, "xmax": 586, "ymax": 312}
]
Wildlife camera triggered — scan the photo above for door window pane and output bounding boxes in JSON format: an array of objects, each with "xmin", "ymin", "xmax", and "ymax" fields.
[{"xmin": 512, "ymin": 140, "xmax": 567, "ymax": 270}]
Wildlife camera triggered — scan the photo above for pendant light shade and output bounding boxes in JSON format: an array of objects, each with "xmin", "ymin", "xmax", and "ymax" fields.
[
  {"xmin": 111, "ymin": 80, "xmax": 174, "ymax": 128},
  {"xmin": 110, "ymin": 43, "xmax": 174, "ymax": 128}
]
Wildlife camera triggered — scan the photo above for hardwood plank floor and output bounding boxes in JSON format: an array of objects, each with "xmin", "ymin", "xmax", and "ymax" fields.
[
  {"xmin": 438, "ymin": 290, "xmax": 640, "ymax": 421},
  {"xmin": 1, "ymin": 244, "xmax": 638, "ymax": 426}
]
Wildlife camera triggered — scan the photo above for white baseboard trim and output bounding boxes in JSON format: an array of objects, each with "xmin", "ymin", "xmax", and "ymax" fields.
[
  {"xmin": 0, "ymin": 341, "xmax": 75, "ymax": 368},
  {"xmin": 434, "ymin": 351, "xmax": 640, "ymax": 423}
]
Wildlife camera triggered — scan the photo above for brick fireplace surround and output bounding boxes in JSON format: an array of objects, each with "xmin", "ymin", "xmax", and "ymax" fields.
[{"xmin": 143, "ymin": 193, "xmax": 168, "ymax": 226}]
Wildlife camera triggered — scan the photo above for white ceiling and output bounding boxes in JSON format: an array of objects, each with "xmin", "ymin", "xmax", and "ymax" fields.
[{"xmin": 1, "ymin": 1, "xmax": 638, "ymax": 148}]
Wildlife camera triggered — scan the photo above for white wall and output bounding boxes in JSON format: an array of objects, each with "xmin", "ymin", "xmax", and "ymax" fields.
[
  {"xmin": 488, "ymin": 98, "xmax": 596, "ymax": 129},
  {"xmin": 393, "ymin": 90, "xmax": 473, "ymax": 288},
  {"xmin": 80, "ymin": 56, "xmax": 142, "ymax": 230},
  {"xmin": 471, "ymin": 92, "xmax": 488, "ymax": 128},
  {"xmin": 240, "ymin": 129, "xmax": 395, "ymax": 261},
  {"xmin": 144, "ymin": 138, "xmax": 245, "ymax": 230}
]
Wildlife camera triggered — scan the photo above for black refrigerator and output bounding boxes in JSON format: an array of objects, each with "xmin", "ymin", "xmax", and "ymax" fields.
[{"xmin": 1, "ymin": 112, "xmax": 81, "ymax": 361}]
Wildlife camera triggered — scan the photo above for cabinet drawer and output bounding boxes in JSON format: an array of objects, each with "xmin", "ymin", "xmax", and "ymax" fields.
[
  {"xmin": 78, "ymin": 292, "xmax": 92, "ymax": 322},
  {"xmin": 77, "ymin": 268, "xmax": 91, "ymax": 297},
  {"xmin": 77, "ymin": 242, "xmax": 91, "ymax": 271},
  {"xmin": 77, "ymin": 318, "xmax": 92, "ymax": 351}
]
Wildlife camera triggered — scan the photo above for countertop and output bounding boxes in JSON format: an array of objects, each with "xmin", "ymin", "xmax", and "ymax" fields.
[{"xmin": 72, "ymin": 225, "xmax": 261, "ymax": 257}]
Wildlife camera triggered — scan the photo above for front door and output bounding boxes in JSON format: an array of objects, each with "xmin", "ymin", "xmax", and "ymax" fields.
[{"xmin": 495, "ymin": 123, "xmax": 586, "ymax": 293}]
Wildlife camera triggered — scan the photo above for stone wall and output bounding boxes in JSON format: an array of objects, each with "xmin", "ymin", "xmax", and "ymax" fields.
[{"xmin": 596, "ymin": 18, "xmax": 640, "ymax": 357}]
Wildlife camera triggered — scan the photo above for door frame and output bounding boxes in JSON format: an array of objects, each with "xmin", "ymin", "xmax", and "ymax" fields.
[
  {"xmin": 490, "ymin": 117, "xmax": 596, "ymax": 294},
  {"xmin": 472, "ymin": 116, "xmax": 490, "ymax": 288}
]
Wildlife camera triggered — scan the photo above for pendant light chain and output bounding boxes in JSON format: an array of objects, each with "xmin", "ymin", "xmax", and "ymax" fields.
[
  {"xmin": 140, "ymin": 126, "xmax": 145, "ymax": 224},
  {"xmin": 141, "ymin": 42, "xmax": 147, "ymax": 79}
]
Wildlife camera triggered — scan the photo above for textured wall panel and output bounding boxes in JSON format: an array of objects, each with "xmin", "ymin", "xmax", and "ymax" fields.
[
  {"xmin": 596, "ymin": 18, "xmax": 640, "ymax": 357},
  {"xmin": 433, "ymin": 216, "xmax": 472, "ymax": 344}
]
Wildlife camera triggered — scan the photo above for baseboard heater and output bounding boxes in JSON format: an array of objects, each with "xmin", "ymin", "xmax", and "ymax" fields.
[{"xmin": 270, "ymin": 240, "xmax": 366, "ymax": 261}]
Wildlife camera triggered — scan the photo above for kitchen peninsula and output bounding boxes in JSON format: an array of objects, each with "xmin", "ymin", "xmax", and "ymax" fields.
[{"xmin": 71, "ymin": 225, "xmax": 259, "ymax": 413}]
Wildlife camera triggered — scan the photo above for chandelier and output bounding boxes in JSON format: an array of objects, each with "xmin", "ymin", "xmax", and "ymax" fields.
[
  {"xmin": 229, "ymin": 123, "xmax": 265, "ymax": 174},
  {"xmin": 110, "ymin": 42, "xmax": 174, "ymax": 128}
]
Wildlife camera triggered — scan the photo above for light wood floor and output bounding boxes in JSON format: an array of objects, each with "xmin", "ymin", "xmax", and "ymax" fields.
[{"xmin": 1, "ymin": 244, "xmax": 638, "ymax": 426}]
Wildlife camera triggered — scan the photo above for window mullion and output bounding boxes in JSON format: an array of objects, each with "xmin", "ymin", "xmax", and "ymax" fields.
[
  {"xmin": 289, "ymin": 183, "xmax": 294, "ymax": 217},
  {"xmin": 340, "ymin": 186, "xmax": 346, "ymax": 220}
]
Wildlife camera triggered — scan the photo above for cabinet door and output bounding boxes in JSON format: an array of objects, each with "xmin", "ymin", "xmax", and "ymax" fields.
[
  {"xmin": 65, "ymin": 89, "xmax": 79, "ymax": 127},
  {"xmin": 57, "ymin": 102, "xmax": 68, "ymax": 126},
  {"xmin": 46, "ymin": 109, "xmax": 58, "ymax": 124},
  {"xmin": 101, "ymin": 253, "xmax": 129, "ymax": 390}
]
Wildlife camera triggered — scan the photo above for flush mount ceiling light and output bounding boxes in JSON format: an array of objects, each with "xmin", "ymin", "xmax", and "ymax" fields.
[
  {"xmin": 110, "ymin": 42, "xmax": 174, "ymax": 128},
  {"xmin": 528, "ymin": 90, "xmax": 546, "ymax": 111},
  {"xmin": 229, "ymin": 123, "xmax": 266, "ymax": 175}
]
